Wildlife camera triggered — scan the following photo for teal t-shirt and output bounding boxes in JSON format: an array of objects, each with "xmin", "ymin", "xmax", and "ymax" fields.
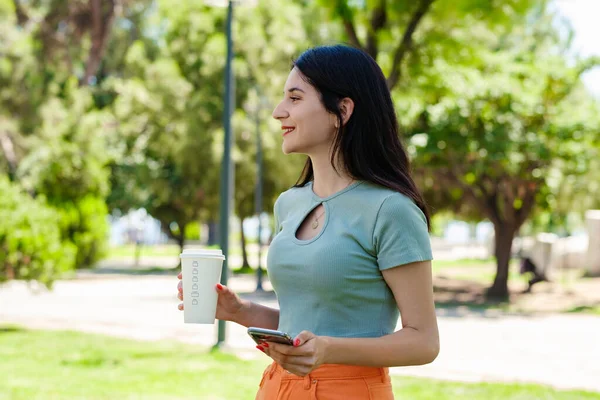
[{"xmin": 266, "ymin": 180, "xmax": 433, "ymax": 339}]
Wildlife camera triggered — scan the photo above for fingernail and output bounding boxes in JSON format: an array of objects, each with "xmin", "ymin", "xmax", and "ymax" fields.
[
  {"xmin": 216, "ymin": 283, "xmax": 223, "ymax": 290},
  {"xmin": 256, "ymin": 345, "xmax": 264, "ymax": 352},
  {"xmin": 294, "ymin": 339, "xmax": 300, "ymax": 347},
  {"xmin": 262, "ymin": 343, "xmax": 269, "ymax": 348}
]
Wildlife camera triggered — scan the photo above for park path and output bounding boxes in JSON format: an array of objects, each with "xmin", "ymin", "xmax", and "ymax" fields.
[{"xmin": 1, "ymin": 272, "xmax": 599, "ymax": 393}]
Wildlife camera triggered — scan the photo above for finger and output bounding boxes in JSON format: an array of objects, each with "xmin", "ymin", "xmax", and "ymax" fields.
[
  {"xmin": 266, "ymin": 342, "xmax": 311, "ymax": 357},
  {"xmin": 293, "ymin": 330, "xmax": 315, "ymax": 347},
  {"xmin": 177, "ymin": 281, "xmax": 183, "ymax": 292},
  {"xmin": 177, "ymin": 272, "xmax": 182, "ymax": 279},
  {"xmin": 177, "ymin": 303, "xmax": 184, "ymax": 310},
  {"xmin": 177, "ymin": 292, "xmax": 183, "ymax": 301},
  {"xmin": 256, "ymin": 345, "xmax": 271, "ymax": 358}
]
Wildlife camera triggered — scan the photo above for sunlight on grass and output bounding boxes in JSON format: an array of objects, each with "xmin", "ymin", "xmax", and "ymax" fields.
[{"xmin": 0, "ymin": 328, "xmax": 598, "ymax": 400}]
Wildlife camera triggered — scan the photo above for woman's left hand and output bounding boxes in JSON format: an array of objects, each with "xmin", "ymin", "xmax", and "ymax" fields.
[{"xmin": 258, "ymin": 330, "xmax": 328, "ymax": 377}]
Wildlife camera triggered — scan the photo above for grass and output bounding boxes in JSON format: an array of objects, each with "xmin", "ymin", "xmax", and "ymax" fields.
[
  {"xmin": 566, "ymin": 305, "xmax": 600, "ymax": 316},
  {"xmin": 1, "ymin": 327, "xmax": 598, "ymax": 400}
]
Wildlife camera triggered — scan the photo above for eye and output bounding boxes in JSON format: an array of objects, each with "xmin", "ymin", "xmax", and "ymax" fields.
[{"xmin": 289, "ymin": 96, "xmax": 300, "ymax": 103}]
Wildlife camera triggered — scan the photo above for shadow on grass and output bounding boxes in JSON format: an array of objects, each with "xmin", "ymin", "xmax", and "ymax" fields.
[
  {"xmin": 433, "ymin": 277, "xmax": 517, "ymax": 318},
  {"xmin": 0, "ymin": 325, "xmax": 24, "ymax": 334},
  {"xmin": 565, "ymin": 303, "xmax": 600, "ymax": 315}
]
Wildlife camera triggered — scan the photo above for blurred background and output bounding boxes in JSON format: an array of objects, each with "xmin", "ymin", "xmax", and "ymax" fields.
[{"xmin": 1, "ymin": 0, "xmax": 599, "ymax": 399}]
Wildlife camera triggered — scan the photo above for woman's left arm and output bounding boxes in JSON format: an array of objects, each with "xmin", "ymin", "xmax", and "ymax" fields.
[
  {"xmin": 321, "ymin": 259, "xmax": 439, "ymax": 367},
  {"xmin": 261, "ymin": 260, "xmax": 439, "ymax": 375}
]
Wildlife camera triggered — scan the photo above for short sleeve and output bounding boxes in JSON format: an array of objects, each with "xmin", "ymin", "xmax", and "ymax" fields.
[{"xmin": 372, "ymin": 193, "xmax": 433, "ymax": 270}]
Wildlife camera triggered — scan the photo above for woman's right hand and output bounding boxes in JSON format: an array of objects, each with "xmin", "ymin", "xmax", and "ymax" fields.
[{"xmin": 177, "ymin": 272, "xmax": 247, "ymax": 323}]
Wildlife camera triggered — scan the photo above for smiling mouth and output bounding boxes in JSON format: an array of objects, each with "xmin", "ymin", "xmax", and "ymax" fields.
[{"xmin": 282, "ymin": 127, "xmax": 295, "ymax": 136}]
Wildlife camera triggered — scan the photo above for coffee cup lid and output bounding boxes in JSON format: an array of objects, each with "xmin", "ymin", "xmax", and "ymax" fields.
[{"xmin": 180, "ymin": 248, "xmax": 225, "ymax": 260}]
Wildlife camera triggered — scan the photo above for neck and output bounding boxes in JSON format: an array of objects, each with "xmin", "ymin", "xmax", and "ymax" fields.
[{"xmin": 309, "ymin": 152, "xmax": 354, "ymax": 198}]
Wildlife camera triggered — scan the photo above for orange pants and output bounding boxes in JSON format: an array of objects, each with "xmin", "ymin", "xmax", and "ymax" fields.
[{"xmin": 255, "ymin": 361, "xmax": 394, "ymax": 400}]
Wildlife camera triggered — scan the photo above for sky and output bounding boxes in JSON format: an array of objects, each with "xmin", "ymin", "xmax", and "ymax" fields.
[{"xmin": 555, "ymin": 0, "xmax": 600, "ymax": 96}]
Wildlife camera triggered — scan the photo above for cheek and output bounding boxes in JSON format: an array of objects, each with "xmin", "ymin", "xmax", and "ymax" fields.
[{"xmin": 298, "ymin": 108, "xmax": 335, "ymax": 138}]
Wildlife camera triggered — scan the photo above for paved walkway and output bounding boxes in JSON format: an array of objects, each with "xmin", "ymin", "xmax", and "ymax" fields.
[{"xmin": 1, "ymin": 273, "xmax": 599, "ymax": 393}]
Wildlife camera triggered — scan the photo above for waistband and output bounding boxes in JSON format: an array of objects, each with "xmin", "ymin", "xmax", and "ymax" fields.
[{"xmin": 266, "ymin": 361, "xmax": 390, "ymax": 382}]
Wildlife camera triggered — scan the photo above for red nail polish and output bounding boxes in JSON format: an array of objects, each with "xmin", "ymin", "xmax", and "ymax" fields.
[
  {"xmin": 216, "ymin": 283, "xmax": 223, "ymax": 290},
  {"xmin": 263, "ymin": 343, "xmax": 269, "ymax": 348},
  {"xmin": 256, "ymin": 345, "xmax": 264, "ymax": 352},
  {"xmin": 294, "ymin": 339, "xmax": 300, "ymax": 347}
]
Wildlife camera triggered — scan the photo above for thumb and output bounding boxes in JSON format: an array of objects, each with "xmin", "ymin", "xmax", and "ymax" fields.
[{"xmin": 293, "ymin": 330, "xmax": 315, "ymax": 347}]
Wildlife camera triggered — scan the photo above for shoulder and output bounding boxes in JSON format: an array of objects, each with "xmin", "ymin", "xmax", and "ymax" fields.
[
  {"xmin": 353, "ymin": 182, "xmax": 422, "ymax": 215},
  {"xmin": 275, "ymin": 183, "xmax": 311, "ymax": 215},
  {"xmin": 376, "ymin": 191, "xmax": 428, "ymax": 226},
  {"xmin": 350, "ymin": 183, "xmax": 428, "ymax": 229}
]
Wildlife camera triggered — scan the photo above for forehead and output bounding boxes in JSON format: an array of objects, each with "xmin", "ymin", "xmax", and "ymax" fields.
[{"xmin": 283, "ymin": 67, "xmax": 311, "ymax": 92}]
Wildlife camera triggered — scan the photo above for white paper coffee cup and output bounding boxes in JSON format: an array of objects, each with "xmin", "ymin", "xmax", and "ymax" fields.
[{"xmin": 180, "ymin": 248, "xmax": 225, "ymax": 324}]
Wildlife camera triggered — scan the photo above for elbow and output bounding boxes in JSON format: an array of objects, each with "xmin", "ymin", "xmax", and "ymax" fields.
[
  {"xmin": 414, "ymin": 333, "xmax": 439, "ymax": 365},
  {"xmin": 423, "ymin": 338, "xmax": 440, "ymax": 364}
]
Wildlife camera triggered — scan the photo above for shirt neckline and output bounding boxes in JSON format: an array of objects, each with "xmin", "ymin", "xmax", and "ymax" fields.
[{"xmin": 308, "ymin": 180, "xmax": 364, "ymax": 202}]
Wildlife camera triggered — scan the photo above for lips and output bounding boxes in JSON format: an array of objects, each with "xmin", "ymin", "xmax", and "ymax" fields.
[{"xmin": 282, "ymin": 126, "xmax": 295, "ymax": 136}]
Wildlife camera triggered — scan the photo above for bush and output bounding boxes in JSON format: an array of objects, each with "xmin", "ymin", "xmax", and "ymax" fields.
[
  {"xmin": 0, "ymin": 177, "xmax": 76, "ymax": 288},
  {"xmin": 55, "ymin": 195, "xmax": 109, "ymax": 269},
  {"xmin": 184, "ymin": 221, "xmax": 201, "ymax": 240}
]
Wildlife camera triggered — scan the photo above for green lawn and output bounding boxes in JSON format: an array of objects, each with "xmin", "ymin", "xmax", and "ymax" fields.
[{"xmin": 1, "ymin": 326, "xmax": 598, "ymax": 400}]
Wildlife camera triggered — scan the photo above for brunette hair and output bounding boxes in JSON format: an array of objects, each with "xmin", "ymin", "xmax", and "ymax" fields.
[{"xmin": 292, "ymin": 45, "xmax": 430, "ymax": 229}]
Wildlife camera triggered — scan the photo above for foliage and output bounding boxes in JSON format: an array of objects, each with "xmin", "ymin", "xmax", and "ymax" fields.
[
  {"xmin": 106, "ymin": 37, "xmax": 220, "ymax": 249},
  {"xmin": 402, "ymin": 11, "xmax": 600, "ymax": 297},
  {"xmin": 16, "ymin": 80, "xmax": 113, "ymax": 268},
  {"xmin": 316, "ymin": 0, "xmax": 541, "ymax": 89},
  {"xmin": 0, "ymin": 177, "xmax": 75, "ymax": 288}
]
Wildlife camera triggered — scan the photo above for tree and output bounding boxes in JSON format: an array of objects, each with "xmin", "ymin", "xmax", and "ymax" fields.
[
  {"xmin": 317, "ymin": 0, "xmax": 540, "ymax": 89},
  {"xmin": 404, "ymin": 16, "xmax": 600, "ymax": 298},
  {"xmin": 17, "ymin": 80, "xmax": 115, "ymax": 268},
  {"xmin": 107, "ymin": 41, "xmax": 220, "ymax": 252}
]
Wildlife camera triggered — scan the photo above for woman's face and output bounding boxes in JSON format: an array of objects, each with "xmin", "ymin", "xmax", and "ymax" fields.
[{"xmin": 272, "ymin": 67, "xmax": 337, "ymax": 155}]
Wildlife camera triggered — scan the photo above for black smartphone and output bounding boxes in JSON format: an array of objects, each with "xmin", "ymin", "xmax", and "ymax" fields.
[{"xmin": 247, "ymin": 327, "xmax": 294, "ymax": 346}]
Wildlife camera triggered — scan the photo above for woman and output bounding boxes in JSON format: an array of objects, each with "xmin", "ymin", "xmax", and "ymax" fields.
[{"xmin": 177, "ymin": 45, "xmax": 439, "ymax": 399}]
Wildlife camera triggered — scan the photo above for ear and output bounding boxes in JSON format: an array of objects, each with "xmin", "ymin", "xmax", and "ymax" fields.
[{"xmin": 339, "ymin": 97, "xmax": 355, "ymax": 126}]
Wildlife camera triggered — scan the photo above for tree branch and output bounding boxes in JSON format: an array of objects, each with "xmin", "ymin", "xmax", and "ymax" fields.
[
  {"xmin": 342, "ymin": 16, "xmax": 363, "ymax": 51},
  {"xmin": 386, "ymin": 0, "xmax": 435, "ymax": 89},
  {"xmin": 12, "ymin": 0, "xmax": 28, "ymax": 25},
  {"xmin": 365, "ymin": 0, "xmax": 388, "ymax": 59},
  {"xmin": 81, "ymin": 0, "xmax": 116, "ymax": 86},
  {"xmin": 515, "ymin": 185, "xmax": 538, "ymax": 227},
  {"xmin": 444, "ymin": 165, "xmax": 502, "ymax": 226},
  {"xmin": 0, "ymin": 131, "xmax": 18, "ymax": 180}
]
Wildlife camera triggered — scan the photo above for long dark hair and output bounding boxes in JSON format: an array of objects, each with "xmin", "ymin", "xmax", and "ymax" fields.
[{"xmin": 292, "ymin": 44, "xmax": 431, "ymax": 229}]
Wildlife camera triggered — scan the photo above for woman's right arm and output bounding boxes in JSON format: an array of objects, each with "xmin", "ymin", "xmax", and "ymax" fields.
[
  {"xmin": 177, "ymin": 272, "xmax": 279, "ymax": 329},
  {"xmin": 234, "ymin": 300, "xmax": 279, "ymax": 329}
]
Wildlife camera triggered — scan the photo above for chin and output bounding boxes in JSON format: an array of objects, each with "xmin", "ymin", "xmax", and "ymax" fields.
[{"xmin": 282, "ymin": 141, "xmax": 302, "ymax": 155}]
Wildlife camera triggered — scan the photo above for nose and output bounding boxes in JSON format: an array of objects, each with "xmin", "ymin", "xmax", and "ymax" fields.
[{"xmin": 272, "ymin": 100, "xmax": 288, "ymax": 120}]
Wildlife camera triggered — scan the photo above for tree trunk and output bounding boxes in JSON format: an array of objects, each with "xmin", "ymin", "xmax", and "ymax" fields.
[
  {"xmin": 176, "ymin": 234, "xmax": 185, "ymax": 256},
  {"xmin": 81, "ymin": 0, "xmax": 115, "ymax": 86},
  {"xmin": 240, "ymin": 217, "xmax": 250, "ymax": 268},
  {"xmin": 487, "ymin": 223, "xmax": 517, "ymax": 300}
]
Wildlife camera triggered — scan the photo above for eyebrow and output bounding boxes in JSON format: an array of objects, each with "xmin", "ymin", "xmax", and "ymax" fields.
[{"xmin": 284, "ymin": 87, "xmax": 306, "ymax": 94}]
